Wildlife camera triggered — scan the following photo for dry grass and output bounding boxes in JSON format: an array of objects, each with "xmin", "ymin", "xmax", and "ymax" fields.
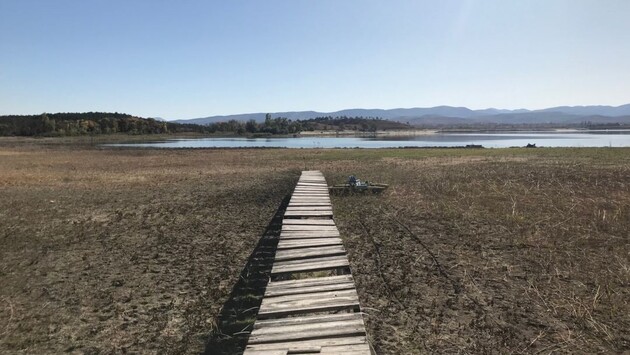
[{"xmin": 1, "ymin": 140, "xmax": 629, "ymax": 354}]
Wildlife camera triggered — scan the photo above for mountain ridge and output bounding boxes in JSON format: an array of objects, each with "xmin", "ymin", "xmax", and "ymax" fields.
[{"xmin": 173, "ymin": 104, "xmax": 630, "ymax": 125}]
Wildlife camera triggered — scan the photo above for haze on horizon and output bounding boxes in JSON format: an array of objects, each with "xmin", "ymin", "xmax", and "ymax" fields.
[{"xmin": 1, "ymin": 0, "xmax": 629, "ymax": 119}]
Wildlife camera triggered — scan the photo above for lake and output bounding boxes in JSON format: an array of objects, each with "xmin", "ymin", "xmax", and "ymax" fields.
[{"xmin": 106, "ymin": 130, "xmax": 630, "ymax": 149}]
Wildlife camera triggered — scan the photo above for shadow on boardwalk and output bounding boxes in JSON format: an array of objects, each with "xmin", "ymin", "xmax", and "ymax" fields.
[{"xmin": 203, "ymin": 196, "xmax": 289, "ymax": 355}]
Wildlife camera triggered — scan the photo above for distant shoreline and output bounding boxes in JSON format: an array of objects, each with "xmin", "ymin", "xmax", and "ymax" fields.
[{"xmin": 299, "ymin": 129, "xmax": 437, "ymax": 136}]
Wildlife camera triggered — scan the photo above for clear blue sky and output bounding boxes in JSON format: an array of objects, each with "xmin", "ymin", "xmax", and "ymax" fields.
[{"xmin": 1, "ymin": 0, "xmax": 629, "ymax": 119}]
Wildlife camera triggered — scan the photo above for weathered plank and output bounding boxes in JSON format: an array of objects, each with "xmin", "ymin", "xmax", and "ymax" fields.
[
  {"xmin": 274, "ymin": 245, "xmax": 346, "ymax": 262},
  {"xmin": 280, "ymin": 230, "xmax": 340, "ymax": 236},
  {"xmin": 285, "ymin": 207, "xmax": 333, "ymax": 212},
  {"xmin": 282, "ymin": 225, "xmax": 339, "ymax": 231},
  {"xmin": 280, "ymin": 234, "xmax": 340, "ymax": 240},
  {"xmin": 260, "ymin": 288, "xmax": 358, "ymax": 308},
  {"xmin": 280, "ymin": 231, "xmax": 339, "ymax": 237},
  {"xmin": 286, "ymin": 204, "xmax": 331, "ymax": 209},
  {"xmin": 265, "ymin": 275, "xmax": 353, "ymax": 291},
  {"xmin": 287, "ymin": 201, "xmax": 331, "ymax": 205},
  {"xmin": 291, "ymin": 196, "xmax": 328, "ymax": 199},
  {"xmin": 257, "ymin": 289, "xmax": 360, "ymax": 319},
  {"xmin": 290, "ymin": 196, "xmax": 330, "ymax": 199},
  {"xmin": 264, "ymin": 279, "xmax": 355, "ymax": 297},
  {"xmin": 249, "ymin": 318, "xmax": 365, "ymax": 343},
  {"xmin": 277, "ymin": 238, "xmax": 343, "ymax": 248},
  {"xmin": 244, "ymin": 336, "xmax": 368, "ymax": 353},
  {"xmin": 242, "ymin": 350, "xmax": 287, "ymax": 355},
  {"xmin": 271, "ymin": 255, "xmax": 350, "ymax": 274},
  {"xmin": 288, "ymin": 203, "xmax": 332, "ymax": 207},
  {"xmin": 289, "ymin": 196, "xmax": 329, "ymax": 199},
  {"xmin": 253, "ymin": 312, "xmax": 361, "ymax": 329},
  {"xmin": 251, "ymin": 314, "xmax": 363, "ymax": 336},
  {"xmin": 284, "ymin": 211, "xmax": 333, "ymax": 217},
  {"xmin": 282, "ymin": 219, "xmax": 336, "ymax": 225},
  {"xmin": 280, "ymin": 234, "xmax": 341, "ymax": 240}
]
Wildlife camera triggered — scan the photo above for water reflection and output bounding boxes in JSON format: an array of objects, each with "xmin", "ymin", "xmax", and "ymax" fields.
[{"xmin": 106, "ymin": 130, "xmax": 630, "ymax": 148}]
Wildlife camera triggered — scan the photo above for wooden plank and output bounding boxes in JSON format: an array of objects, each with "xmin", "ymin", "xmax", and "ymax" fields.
[
  {"xmin": 289, "ymin": 200, "xmax": 331, "ymax": 204},
  {"xmin": 290, "ymin": 196, "xmax": 330, "ymax": 200},
  {"xmin": 285, "ymin": 207, "xmax": 333, "ymax": 211},
  {"xmin": 292, "ymin": 193, "xmax": 329, "ymax": 196},
  {"xmin": 280, "ymin": 233, "xmax": 341, "ymax": 240},
  {"xmin": 281, "ymin": 229, "xmax": 339, "ymax": 234},
  {"xmin": 254, "ymin": 312, "xmax": 361, "ymax": 329},
  {"xmin": 257, "ymin": 292, "xmax": 359, "ymax": 319},
  {"xmin": 284, "ymin": 211, "xmax": 333, "ymax": 217},
  {"xmin": 265, "ymin": 275, "xmax": 354, "ymax": 297},
  {"xmin": 271, "ymin": 255, "xmax": 350, "ymax": 274},
  {"xmin": 274, "ymin": 245, "xmax": 346, "ymax": 262},
  {"xmin": 249, "ymin": 320, "xmax": 365, "ymax": 344},
  {"xmin": 282, "ymin": 219, "xmax": 335, "ymax": 225},
  {"xmin": 277, "ymin": 238, "xmax": 343, "ymax": 248},
  {"xmin": 265, "ymin": 275, "xmax": 353, "ymax": 290},
  {"xmin": 288, "ymin": 202, "xmax": 331, "ymax": 206},
  {"xmin": 242, "ymin": 350, "xmax": 287, "ymax": 355},
  {"xmin": 280, "ymin": 234, "xmax": 340, "ymax": 240},
  {"xmin": 321, "ymin": 344, "xmax": 371, "ymax": 354},
  {"xmin": 244, "ymin": 336, "xmax": 367, "ymax": 352},
  {"xmin": 290, "ymin": 197, "xmax": 330, "ymax": 200},
  {"xmin": 288, "ymin": 203, "xmax": 331, "ymax": 207},
  {"xmin": 282, "ymin": 225, "xmax": 339, "ymax": 231},
  {"xmin": 286, "ymin": 206, "xmax": 332, "ymax": 210},
  {"xmin": 260, "ymin": 289, "xmax": 358, "ymax": 308},
  {"xmin": 280, "ymin": 230, "xmax": 341, "ymax": 239},
  {"xmin": 291, "ymin": 196, "xmax": 329, "ymax": 199},
  {"xmin": 291, "ymin": 196, "xmax": 329, "ymax": 198},
  {"xmin": 292, "ymin": 191, "xmax": 328, "ymax": 195},
  {"xmin": 264, "ymin": 281, "xmax": 355, "ymax": 297},
  {"xmin": 251, "ymin": 316, "xmax": 363, "ymax": 337},
  {"xmin": 245, "ymin": 328, "xmax": 358, "ymax": 344}
]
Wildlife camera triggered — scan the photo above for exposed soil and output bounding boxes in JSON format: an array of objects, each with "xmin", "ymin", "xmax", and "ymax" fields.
[{"xmin": 1, "ymin": 141, "xmax": 629, "ymax": 354}]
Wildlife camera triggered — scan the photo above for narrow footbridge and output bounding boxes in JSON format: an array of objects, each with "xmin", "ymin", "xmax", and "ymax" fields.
[{"xmin": 243, "ymin": 171, "xmax": 372, "ymax": 354}]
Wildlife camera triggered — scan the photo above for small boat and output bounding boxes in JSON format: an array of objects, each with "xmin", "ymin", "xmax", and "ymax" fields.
[{"xmin": 329, "ymin": 175, "xmax": 389, "ymax": 194}]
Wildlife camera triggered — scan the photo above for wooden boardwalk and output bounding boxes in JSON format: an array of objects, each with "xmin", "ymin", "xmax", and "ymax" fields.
[{"xmin": 244, "ymin": 171, "xmax": 372, "ymax": 355}]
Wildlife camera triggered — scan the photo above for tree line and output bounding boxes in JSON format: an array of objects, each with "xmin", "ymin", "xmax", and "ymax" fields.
[
  {"xmin": 205, "ymin": 114, "xmax": 400, "ymax": 134},
  {"xmin": 0, "ymin": 112, "xmax": 403, "ymax": 137},
  {"xmin": 0, "ymin": 112, "xmax": 209, "ymax": 136}
]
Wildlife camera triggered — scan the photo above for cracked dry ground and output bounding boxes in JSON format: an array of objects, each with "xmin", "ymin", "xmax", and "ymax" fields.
[{"xmin": 1, "ymin": 145, "xmax": 630, "ymax": 354}]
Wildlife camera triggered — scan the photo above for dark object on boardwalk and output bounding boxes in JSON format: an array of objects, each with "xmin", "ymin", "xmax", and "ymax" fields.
[
  {"xmin": 329, "ymin": 175, "xmax": 389, "ymax": 194},
  {"xmin": 526, "ymin": 143, "xmax": 537, "ymax": 148}
]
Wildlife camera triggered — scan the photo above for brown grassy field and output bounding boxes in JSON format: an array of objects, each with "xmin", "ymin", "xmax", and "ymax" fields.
[{"xmin": 1, "ymin": 139, "xmax": 629, "ymax": 354}]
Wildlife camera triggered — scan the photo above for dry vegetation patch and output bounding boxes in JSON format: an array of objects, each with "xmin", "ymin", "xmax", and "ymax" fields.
[{"xmin": 1, "ymin": 142, "xmax": 629, "ymax": 354}]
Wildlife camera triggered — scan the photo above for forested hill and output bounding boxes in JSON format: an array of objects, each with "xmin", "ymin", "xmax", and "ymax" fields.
[
  {"xmin": 0, "ymin": 112, "xmax": 207, "ymax": 136},
  {"xmin": 303, "ymin": 116, "xmax": 410, "ymax": 131}
]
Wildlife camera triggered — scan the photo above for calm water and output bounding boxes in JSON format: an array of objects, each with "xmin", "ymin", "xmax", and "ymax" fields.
[{"xmin": 107, "ymin": 130, "xmax": 630, "ymax": 149}]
